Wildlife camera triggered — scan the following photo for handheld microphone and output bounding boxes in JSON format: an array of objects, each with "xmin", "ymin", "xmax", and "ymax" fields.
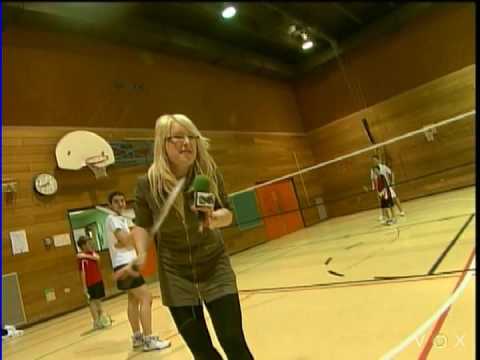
[{"xmin": 190, "ymin": 175, "xmax": 215, "ymax": 227}]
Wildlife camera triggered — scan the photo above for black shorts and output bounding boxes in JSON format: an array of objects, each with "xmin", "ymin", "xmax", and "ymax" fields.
[
  {"xmin": 88, "ymin": 281, "xmax": 106, "ymax": 300},
  {"xmin": 380, "ymin": 196, "xmax": 394, "ymax": 209},
  {"xmin": 114, "ymin": 264, "xmax": 145, "ymax": 291}
]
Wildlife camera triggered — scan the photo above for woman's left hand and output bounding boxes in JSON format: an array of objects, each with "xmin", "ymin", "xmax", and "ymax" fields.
[
  {"xmin": 191, "ymin": 205, "xmax": 216, "ymax": 230},
  {"xmin": 191, "ymin": 207, "xmax": 233, "ymax": 231}
]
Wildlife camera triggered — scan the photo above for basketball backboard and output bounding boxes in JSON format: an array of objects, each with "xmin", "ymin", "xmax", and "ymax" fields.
[{"xmin": 55, "ymin": 131, "xmax": 115, "ymax": 178}]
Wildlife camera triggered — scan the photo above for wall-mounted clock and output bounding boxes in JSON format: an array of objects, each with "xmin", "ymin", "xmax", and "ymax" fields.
[{"xmin": 33, "ymin": 173, "xmax": 58, "ymax": 196}]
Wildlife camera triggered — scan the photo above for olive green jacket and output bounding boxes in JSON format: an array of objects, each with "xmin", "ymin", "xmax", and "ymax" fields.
[{"xmin": 134, "ymin": 170, "xmax": 238, "ymax": 306}]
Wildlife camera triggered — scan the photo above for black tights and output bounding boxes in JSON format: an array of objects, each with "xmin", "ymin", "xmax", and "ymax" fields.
[{"xmin": 169, "ymin": 293, "xmax": 253, "ymax": 360}]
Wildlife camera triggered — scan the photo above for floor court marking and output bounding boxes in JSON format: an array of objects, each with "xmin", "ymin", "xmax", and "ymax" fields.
[
  {"xmin": 235, "ymin": 213, "xmax": 472, "ymax": 277},
  {"xmin": 380, "ymin": 248, "xmax": 475, "ymax": 360},
  {"xmin": 417, "ymin": 248, "xmax": 476, "ymax": 359},
  {"xmin": 296, "ymin": 212, "xmax": 472, "ymax": 250},
  {"xmin": 325, "ymin": 226, "xmax": 399, "ymax": 276},
  {"xmin": 327, "ymin": 270, "xmax": 345, "ymax": 277},
  {"xmin": 8, "ymin": 291, "xmax": 167, "ymax": 358},
  {"xmin": 239, "ymin": 270, "xmax": 473, "ymax": 294},
  {"xmin": 344, "ymin": 242, "xmax": 364, "ymax": 250},
  {"xmin": 373, "ymin": 216, "xmax": 474, "ymax": 280},
  {"xmin": 374, "ymin": 268, "xmax": 476, "ymax": 281},
  {"xmin": 14, "ymin": 291, "xmax": 130, "ymax": 336},
  {"xmin": 7, "ymin": 269, "xmax": 475, "ymax": 360},
  {"xmin": 320, "ymin": 212, "xmax": 472, "ymax": 278},
  {"xmin": 428, "ymin": 214, "xmax": 475, "ymax": 274},
  {"xmin": 27, "ymin": 290, "xmax": 259, "ymax": 360},
  {"xmin": 235, "ymin": 212, "xmax": 472, "ymax": 263},
  {"xmin": 31, "ymin": 299, "xmax": 180, "ymax": 360}
]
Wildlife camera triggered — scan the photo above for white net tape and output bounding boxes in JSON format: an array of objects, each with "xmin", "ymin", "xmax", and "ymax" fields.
[{"xmin": 230, "ymin": 110, "xmax": 475, "ymax": 196}]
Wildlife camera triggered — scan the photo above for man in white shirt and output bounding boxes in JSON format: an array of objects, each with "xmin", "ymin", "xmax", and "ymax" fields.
[
  {"xmin": 370, "ymin": 155, "xmax": 405, "ymax": 222},
  {"xmin": 106, "ymin": 191, "xmax": 170, "ymax": 352}
]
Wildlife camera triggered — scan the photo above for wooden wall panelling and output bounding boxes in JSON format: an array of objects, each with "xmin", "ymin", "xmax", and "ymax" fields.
[
  {"xmin": 3, "ymin": 126, "xmax": 156, "ymax": 323},
  {"xmin": 3, "ymin": 125, "xmax": 315, "ymax": 324},
  {"xmin": 3, "ymin": 26, "xmax": 304, "ymax": 133},
  {"xmin": 295, "ymin": 3, "xmax": 475, "ymax": 131}
]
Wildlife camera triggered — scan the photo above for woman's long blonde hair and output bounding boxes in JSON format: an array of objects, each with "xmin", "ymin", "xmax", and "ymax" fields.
[{"xmin": 147, "ymin": 114, "xmax": 222, "ymax": 208}]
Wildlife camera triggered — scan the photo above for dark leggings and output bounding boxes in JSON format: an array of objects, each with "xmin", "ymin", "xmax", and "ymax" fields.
[{"xmin": 169, "ymin": 293, "xmax": 253, "ymax": 360}]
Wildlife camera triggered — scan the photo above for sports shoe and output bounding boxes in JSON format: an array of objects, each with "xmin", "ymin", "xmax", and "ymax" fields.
[
  {"xmin": 378, "ymin": 215, "xmax": 385, "ymax": 222},
  {"xmin": 2, "ymin": 325, "xmax": 24, "ymax": 339},
  {"xmin": 99, "ymin": 314, "xmax": 112, "ymax": 328},
  {"xmin": 143, "ymin": 335, "xmax": 171, "ymax": 352},
  {"xmin": 4, "ymin": 325, "xmax": 15, "ymax": 333},
  {"xmin": 132, "ymin": 333, "xmax": 144, "ymax": 349},
  {"xmin": 399, "ymin": 211, "xmax": 405, "ymax": 216},
  {"xmin": 387, "ymin": 218, "xmax": 397, "ymax": 225},
  {"xmin": 93, "ymin": 319, "xmax": 104, "ymax": 330}
]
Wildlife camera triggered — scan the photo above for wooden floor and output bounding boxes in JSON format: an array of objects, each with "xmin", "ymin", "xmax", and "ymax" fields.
[{"xmin": 3, "ymin": 186, "xmax": 475, "ymax": 360}]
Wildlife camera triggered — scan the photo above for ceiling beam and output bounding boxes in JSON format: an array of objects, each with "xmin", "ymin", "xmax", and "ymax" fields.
[
  {"xmin": 332, "ymin": 3, "xmax": 363, "ymax": 25},
  {"xmin": 4, "ymin": 3, "xmax": 296, "ymax": 80},
  {"xmin": 298, "ymin": 2, "xmax": 435, "ymax": 76}
]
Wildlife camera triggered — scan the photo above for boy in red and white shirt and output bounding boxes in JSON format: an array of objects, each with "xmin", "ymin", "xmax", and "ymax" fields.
[
  {"xmin": 370, "ymin": 155, "xmax": 405, "ymax": 222},
  {"xmin": 77, "ymin": 236, "xmax": 108, "ymax": 329},
  {"xmin": 372, "ymin": 166, "xmax": 396, "ymax": 225}
]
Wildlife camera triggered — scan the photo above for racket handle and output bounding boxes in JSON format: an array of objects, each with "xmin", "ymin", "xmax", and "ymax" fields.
[{"xmin": 112, "ymin": 262, "xmax": 140, "ymax": 281}]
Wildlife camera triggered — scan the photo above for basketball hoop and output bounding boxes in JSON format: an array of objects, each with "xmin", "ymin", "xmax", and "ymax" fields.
[
  {"xmin": 86, "ymin": 154, "xmax": 110, "ymax": 179},
  {"xmin": 55, "ymin": 131, "xmax": 116, "ymax": 176}
]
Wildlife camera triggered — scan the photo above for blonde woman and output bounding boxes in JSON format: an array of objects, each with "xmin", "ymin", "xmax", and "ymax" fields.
[{"xmin": 130, "ymin": 114, "xmax": 253, "ymax": 359}]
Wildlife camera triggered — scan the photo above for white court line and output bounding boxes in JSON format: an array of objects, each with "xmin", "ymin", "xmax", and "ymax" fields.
[{"xmin": 380, "ymin": 253, "xmax": 476, "ymax": 360}]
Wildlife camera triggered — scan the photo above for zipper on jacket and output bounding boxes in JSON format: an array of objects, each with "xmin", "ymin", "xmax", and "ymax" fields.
[{"xmin": 183, "ymin": 219, "xmax": 202, "ymax": 302}]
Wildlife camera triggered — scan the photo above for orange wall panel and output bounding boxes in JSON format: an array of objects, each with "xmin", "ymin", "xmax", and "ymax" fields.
[{"xmin": 256, "ymin": 179, "xmax": 304, "ymax": 240}]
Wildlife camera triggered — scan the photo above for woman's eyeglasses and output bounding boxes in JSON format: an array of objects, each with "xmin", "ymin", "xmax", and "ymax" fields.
[{"xmin": 167, "ymin": 135, "xmax": 200, "ymax": 145}]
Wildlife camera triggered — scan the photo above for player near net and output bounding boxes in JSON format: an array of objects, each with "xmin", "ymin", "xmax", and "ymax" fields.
[
  {"xmin": 370, "ymin": 155, "xmax": 405, "ymax": 223},
  {"xmin": 120, "ymin": 114, "xmax": 253, "ymax": 359},
  {"xmin": 371, "ymin": 165, "xmax": 397, "ymax": 225}
]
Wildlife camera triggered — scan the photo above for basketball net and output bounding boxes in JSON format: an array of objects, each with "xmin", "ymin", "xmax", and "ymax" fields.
[{"xmin": 85, "ymin": 155, "xmax": 109, "ymax": 179}]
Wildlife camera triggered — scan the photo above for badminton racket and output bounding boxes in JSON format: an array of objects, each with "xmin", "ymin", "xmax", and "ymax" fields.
[{"xmin": 112, "ymin": 177, "xmax": 186, "ymax": 282}]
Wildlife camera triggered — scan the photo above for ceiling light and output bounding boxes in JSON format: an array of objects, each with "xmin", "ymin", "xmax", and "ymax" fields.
[
  {"xmin": 288, "ymin": 26, "xmax": 315, "ymax": 51},
  {"xmin": 222, "ymin": 6, "xmax": 236, "ymax": 19},
  {"xmin": 302, "ymin": 40, "xmax": 314, "ymax": 50}
]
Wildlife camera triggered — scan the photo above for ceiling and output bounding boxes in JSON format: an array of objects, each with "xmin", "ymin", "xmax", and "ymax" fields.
[{"xmin": 3, "ymin": 2, "xmax": 435, "ymax": 80}]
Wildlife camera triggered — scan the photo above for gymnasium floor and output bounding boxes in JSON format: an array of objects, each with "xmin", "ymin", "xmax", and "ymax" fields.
[{"xmin": 3, "ymin": 186, "xmax": 475, "ymax": 360}]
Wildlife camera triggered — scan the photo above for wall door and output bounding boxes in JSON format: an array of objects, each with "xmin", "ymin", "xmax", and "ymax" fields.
[{"xmin": 255, "ymin": 178, "xmax": 304, "ymax": 240}]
